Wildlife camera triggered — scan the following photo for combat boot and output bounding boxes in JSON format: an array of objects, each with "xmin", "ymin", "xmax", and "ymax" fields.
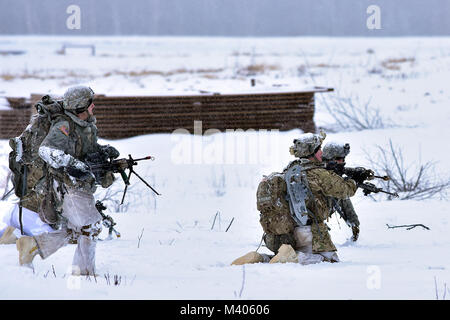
[
  {"xmin": 16, "ymin": 236, "xmax": 39, "ymax": 266},
  {"xmin": 231, "ymin": 251, "xmax": 265, "ymax": 265},
  {"xmin": 269, "ymin": 244, "xmax": 298, "ymax": 264},
  {"xmin": 0, "ymin": 226, "xmax": 18, "ymax": 245},
  {"xmin": 320, "ymin": 251, "xmax": 340, "ymax": 263}
]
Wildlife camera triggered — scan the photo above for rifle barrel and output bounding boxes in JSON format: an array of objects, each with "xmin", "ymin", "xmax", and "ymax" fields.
[
  {"xmin": 378, "ymin": 189, "xmax": 399, "ymax": 197},
  {"xmin": 133, "ymin": 156, "xmax": 154, "ymax": 161},
  {"xmin": 374, "ymin": 175, "xmax": 390, "ymax": 181}
]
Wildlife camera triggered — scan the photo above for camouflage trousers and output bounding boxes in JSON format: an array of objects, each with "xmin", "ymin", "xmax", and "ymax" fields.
[
  {"xmin": 310, "ymin": 222, "xmax": 337, "ymax": 253},
  {"xmin": 264, "ymin": 222, "xmax": 336, "ymax": 254},
  {"xmin": 34, "ymin": 187, "xmax": 102, "ymax": 275}
]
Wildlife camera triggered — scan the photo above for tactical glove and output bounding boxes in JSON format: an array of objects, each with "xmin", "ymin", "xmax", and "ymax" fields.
[
  {"xmin": 325, "ymin": 161, "xmax": 345, "ymax": 176},
  {"xmin": 66, "ymin": 164, "xmax": 93, "ymax": 181},
  {"xmin": 350, "ymin": 168, "xmax": 373, "ymax": 184},
  {"xmin": 351, "ymin": 226, "xmax": 359, "ymax": 241},
  {"xmin": 101, "ymin": 145, "xmax": 120, "ymax": 160}
]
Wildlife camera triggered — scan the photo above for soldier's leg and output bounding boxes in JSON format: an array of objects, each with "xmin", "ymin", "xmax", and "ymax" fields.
[
  {"xmin": 62, "ymin": 188, "xmax": 102, "ymax": 276},
  {"xmin": 72, "ymin": 235, "xmax": 98, "ymax": 276},
  {"xmin": 18, "ymin": 188, "xmax": 101, "ymax": 268},
  {"xmin": 263, "ymin": 232, "xmax": 296, "ymax": 254},
  {"xmin": 0, "ymin": 202, "xmax": 20, "ymax": 243},
  {"xmin": 0, "ymin": 226, "xmax": 18, "ymax": 244},
  {"xmin": 309, "ymin": 222, "xmax": 340, "ymax": 263},
  {"xmin": 263, "ymin": 232, "xmax": 299, "ymax": 263},
  {"xmin": 269, "ymin": 244, "xmax": 298, "ymax": 263},
  {"xmin": 340, "ymin": 199, "xmax": 360, "ymax": 241},
  {"xmin": 32, "ymin": 228, "xmax": 71, "ymax": 259},
  {"xmin": 293, "ymin": 226, "xmax": 326, "ymax": 265},
  {"xmin": 340, "ymin": 199, "xmax": 360, "ymax": 227},
  {"xmin": 16, "ymin": 213, "xmax": 71, "ymax": 266},
  {"xmin": 293, "ymin": 226, "xmax": 313, "ymax": 253},
  {"xmin": 8, "ymin": 204, "xmax": 54, "ymax": 236},
  {"xmin": 17, "ymin": 227, "xmax": 71, "ymax": 266}
]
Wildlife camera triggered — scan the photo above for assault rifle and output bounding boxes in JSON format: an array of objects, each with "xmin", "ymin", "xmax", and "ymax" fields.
[
  {"xmin": 356, "ymin": 181, "xmax": 399, "ymax": 198},
  {"xmin": 95, "ymin": 200, "xmax": 120, "ymax": 240},
  {"xmin": 326, "ymin": 161, "xmax": 399, "ymax": 198},
  {"xmin": 87, "ymin": 154, "xmax": 161, "ymax": 204}
]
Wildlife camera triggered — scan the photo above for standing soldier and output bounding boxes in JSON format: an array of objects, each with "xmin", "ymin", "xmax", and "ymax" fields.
[
  {"xmin": 16, "ymin": 85, "xmax": 118, "ymax": 276},
  {"xmin": 322, "ymin": 142, "xmax": 360, "ymax": 241},
  {"xmin": 232, "ymin": 131, "xmax": 358, "ymax": 265}
]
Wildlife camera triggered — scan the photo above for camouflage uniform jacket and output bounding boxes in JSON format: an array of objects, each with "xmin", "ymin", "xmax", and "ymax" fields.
[
  {"xmin": 38, "ymin": 111, "xmax": 112, "ymax": 198},
  {"xmin": 284, "ymin": 159, "xmax": 357, "ymax": 252}
]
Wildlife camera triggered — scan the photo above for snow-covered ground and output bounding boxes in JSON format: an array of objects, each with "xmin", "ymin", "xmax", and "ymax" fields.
[{"xmin": 0, "ymin": 36, "xmax": 449, "ymax": 300}]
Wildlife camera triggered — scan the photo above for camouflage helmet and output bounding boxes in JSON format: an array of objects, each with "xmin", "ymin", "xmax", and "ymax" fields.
[
  {"xmin": 289, "ymin": 130, "xmax": 326, "ymax": 158},
  {"xmin": 62, "ymin": 85, "xmax": 94, "ymax": 113},
  {"xmin": 322, "ymin": 142, "xmax": 350, "ymax": 161}
]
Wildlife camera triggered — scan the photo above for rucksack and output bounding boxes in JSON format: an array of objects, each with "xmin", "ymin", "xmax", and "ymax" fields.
[
  {"xmin": 256, "ymin": 172, "xmax": 296, "ymax": 235},
  {"xmin": 8, "ymin": 95, "xmax": 64, "ymax": 201}
]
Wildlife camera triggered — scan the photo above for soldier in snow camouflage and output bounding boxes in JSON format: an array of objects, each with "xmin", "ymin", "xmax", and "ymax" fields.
[
  {"xmin": 232, "ymin": 131, "xmax": 357, "ymax": 266},
  {"xmin": 16, "ymin": 85, "xmax": 118, "ymax": 275},
  {"xmin": 322, "ymin": 142, "xmax": 360, "ymax": 241}
]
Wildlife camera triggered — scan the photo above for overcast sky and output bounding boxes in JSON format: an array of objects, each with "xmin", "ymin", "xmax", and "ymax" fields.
[{"xmin": 0, "ymin": 0, "xmax": 449, "ymax": 36}]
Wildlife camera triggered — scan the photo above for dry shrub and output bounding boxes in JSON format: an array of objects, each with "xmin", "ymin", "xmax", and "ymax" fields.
[
  {"xmin": 365, "ymin": 140, "xmax": 450, "ymax": 201},
  {"xmin": 319, "ymin": 93, "xmax": 394, "ymax": 131},
  {"xmin": 237, "ymin": 64, "xmax": 280, "ymax": 76},
  {"xmin": 201, "ymin": 74, "xmax": 219, "ymax": 79},
  {"xmin": 314, "ymin": 63, "xmax": 340, "ymax": 68},
  {"xmin": 103, "ymin": 68, "xmax": 224, "ymax": 78},
  {"xmin": 1, "ymin": 73, "xmax": 15, "ymax": 81},
  {"xmin": 381, "ymin": 57, "xmax": 415, "ymax": 71}
]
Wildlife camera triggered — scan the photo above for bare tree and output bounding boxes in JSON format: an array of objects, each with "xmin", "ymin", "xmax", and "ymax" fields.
[
  {"xmin": 365, "ymin": 140, "xmax": 449, "ymax": 201},
  {"xmin": 318, "ymin": 93, "xmax": 394, "ymax": 132}
]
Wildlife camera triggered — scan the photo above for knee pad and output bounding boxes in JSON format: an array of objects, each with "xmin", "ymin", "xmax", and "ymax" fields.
[{"xmin": 79, "ymin": 221, "xmax": 102, "ymax": 240}]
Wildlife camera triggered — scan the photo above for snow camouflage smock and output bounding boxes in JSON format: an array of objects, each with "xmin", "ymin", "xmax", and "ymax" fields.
[
  {"xmin": 39, "ymin": 111, "xmax": 113, "ymax": 195},
  {"xmin": 33, "ymin": 110, "xmax": 114, "ymax": 275},
  {"xmin": 285, "ymin": 159, "xmax": 357, "ymax": 253}
]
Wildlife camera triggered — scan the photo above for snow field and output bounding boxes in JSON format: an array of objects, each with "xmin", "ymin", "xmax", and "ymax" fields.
[{"xmin": 0, "ymin": 36, "xmax": 449, "ymax": 299}]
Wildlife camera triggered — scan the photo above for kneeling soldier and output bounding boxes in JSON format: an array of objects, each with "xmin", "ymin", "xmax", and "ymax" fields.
[{"xmin": 232, "ymin": 131, "xmax": 357, "ymax": 265}]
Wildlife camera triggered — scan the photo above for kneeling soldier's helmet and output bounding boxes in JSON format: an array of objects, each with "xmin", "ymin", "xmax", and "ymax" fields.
[
  {"xmin": 289, "ymin": 130, "xmax": 326, "ymax": 158},
  {"xmin": 322, "ymin": 142, "xmax": 350, "ymax": 161},
  {"xmin": 63, "ymin": 85, "xmax": 95, "ymax": 114}
]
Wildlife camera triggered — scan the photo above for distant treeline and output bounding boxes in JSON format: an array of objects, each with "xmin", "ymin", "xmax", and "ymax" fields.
[{"xmin": 1, "ymin": 0, "xmax": 449, "ymax": 36}]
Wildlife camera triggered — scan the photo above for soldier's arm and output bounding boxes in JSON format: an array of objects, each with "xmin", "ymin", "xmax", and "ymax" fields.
[
  {"xmin": 309, "ymin": 168, "xmax": 357, "ymax": 199},
  {"xmin": 339, "ymin": 198, "xmax": 360, "ymax": 227},
  {"xmin": 38, "ymin": 119, "xmax": 87, "ymax": 171}
]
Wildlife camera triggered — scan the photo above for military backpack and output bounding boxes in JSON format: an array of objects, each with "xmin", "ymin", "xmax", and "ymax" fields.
[
  {"xmin": 256, "ymin": 172, "xmax": 296, "ymax": 235},
  {"xmin": 8, "ymin": 95, "xmax": 68, "ymax": 224}
]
